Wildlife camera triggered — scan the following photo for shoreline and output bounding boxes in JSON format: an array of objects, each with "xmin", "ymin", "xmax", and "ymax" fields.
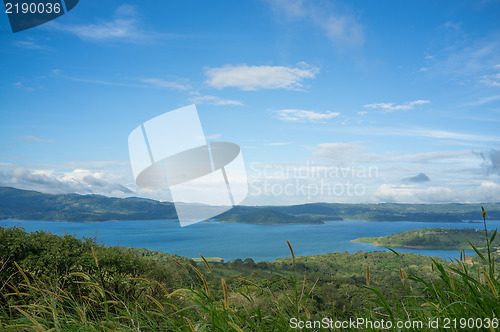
[
  {"xmin": 2, "ymin": 218, "xmax": 488, "ymax": 224},
  {"xmin": 352, "ymin": 238, "xmax": 477, "ymax": 251}
]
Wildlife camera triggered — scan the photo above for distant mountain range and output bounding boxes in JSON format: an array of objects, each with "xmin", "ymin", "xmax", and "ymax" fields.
[{"xmin": 1, "ymin": 186, "xmax": 499, "ymax": 224}]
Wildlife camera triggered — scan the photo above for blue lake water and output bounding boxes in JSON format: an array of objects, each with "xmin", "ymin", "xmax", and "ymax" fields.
[{"xmin": 2, "ymin": 219, "xmax": 499, "ymax": 262}]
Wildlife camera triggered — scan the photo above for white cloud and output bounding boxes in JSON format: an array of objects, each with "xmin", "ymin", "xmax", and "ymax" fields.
[
  {"xmin": 268, "ymin": 0, "xmax": 364, "ymax": 46},
  {"xmin": 244, "ymin": 154, "xmax": 499, "ymax": 204},
  {"xmin": 480, "ymin": 72, "xmax": 500, "ymax": 87},
  {"xmin": 205, "ymin": 63, "xmax": 318, "ymax": 90},
  {"xmin": 1, "ymin": 166, "xmax": 133, "ymax": 196},
  {"xmin": 357, "ymin": 111, "xmax": 368, "ymax": 115},
  {"xmin": 476, "ymin": 181, "xmax": 500, "ymax": 201},
  {"xmin": 190, "ymin": 95, "xmax": 243, "ymax": 106},
  {"xmin": 52, "ymin": 20, "xmax": 138, "ymax": 41},
  {"xmin": 375, "ymin": 184, "xmax": 459, "ymax": 203},
  {"xmin": 363, "ymin": 100, "xmax": 430, "ymax": 113},
  {"xmin": 375, "ymin": 181, "xmax": 500, "ymax": 203},
  {"xmin": 276, "ymin": 109, "xmax": 339, "ymax": 122}
]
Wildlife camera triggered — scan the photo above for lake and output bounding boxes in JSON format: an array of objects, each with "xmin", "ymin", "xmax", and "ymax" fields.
[{"xmin": 2, "ymin": 219, "xmax": 499, "ymax": 261}]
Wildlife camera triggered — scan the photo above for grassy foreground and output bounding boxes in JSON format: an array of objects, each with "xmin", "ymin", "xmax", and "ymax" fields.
[{"xmin": 0, "ymin": 208, "xmax": 499, "ymax": 331}]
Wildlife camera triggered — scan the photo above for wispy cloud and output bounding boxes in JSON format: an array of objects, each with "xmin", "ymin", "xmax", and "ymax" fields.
[
  {"xmin": 205, "ymin": 63, "xmax": 318, "ymax": 91},
  {"xmin": 400, "ymin": 128, "xmax": 500, "ymax": 142},
  {"xmin": 462, "ymin": 94, "xmax": 500, "ymax": 106},
  {"xmin": 17, "ymin": 136, "xmax": 55, "ymax": 143},
  {"xmin": 265, "ymin": 142, "xmax": 291, "ymax": 146},
  {"xmin": 190, "ymin": 95, "xmax": 243, "ymax": 106},
  {"xmin": 363, "ymin": 100, "xmax": 430, "ymax": 113},
  {"xmin": 205, "ymin": 134, "xmax": 222, "ymax": 140},
  {"xmin": 333, "ymin": 125, "xmax": 500, "ymax": 145},
  {"xmin": 430, "ymin": 33, "xmax": 500, "ymax": 82},
  {"xmin": 140, "ymin": 78, "xmax": 191, "ymax": 90},
  {"xmin": 276, "ymin": 109, "xmax": 339, "ymax": 122},
  {"xmin": 51, "ymin": 69, "xmax": 143, "ymax": 88},
  {"xmin": 312, "ymin": 142, "xmax": 477, "ymax": 165},
  {"xmin": 13, "ymin": 40, "xmax": 46, "ymax": 50},
  {"xmin": 268, "ymin": 0, "xmax": 364, "ymax": 46},
  {"xmin": 480, "ymin": 72, "xmax": 500, "ymax": 87},
  {"xmin": 52, "ymin": 70, "xmax": 192, "ymax": 91},
  {"xmin": 47, "ymin": 5, "xmax": 155, "ymax": 43},
  {"xmin": 13, "ymin": 82, "xmax": 36, "ymax": 92}
]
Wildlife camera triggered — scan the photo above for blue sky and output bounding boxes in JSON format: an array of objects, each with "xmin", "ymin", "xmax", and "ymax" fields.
[{"xmin": 1, "ymin": 0, "xmax": 500, "ymax": 205}]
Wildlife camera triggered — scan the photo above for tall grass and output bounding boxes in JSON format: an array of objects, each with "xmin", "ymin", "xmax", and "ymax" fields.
[
  {"xmin": 1, "ymin": 207, "xmax": 498, "ymax": 331},
  {"xmin": 0, "ymin": 238, "xmax": 327, "ymax": 331},
  {"xmin": 367, "ymin": 206, "xmax": 499, "ymax": 331}
]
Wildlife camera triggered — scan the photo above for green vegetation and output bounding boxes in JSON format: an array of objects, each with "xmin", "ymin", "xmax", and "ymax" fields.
[
  {"xmin": 0, "ymin": 186, "xmax": 177, "ymax": 222},
  {"xmin": 0, "ymin": 225, "xmax": 443, "ymax": 330},
  {"xmin": 250, "ymin": 202, "xmax": 500, "ymax": 222},
  {"xmin": 216, "ymin": 209, "xmax": 329, "ymax": 224},
  {"xmin": 364, "ymin": 207, "xmax": 500, "ymax": 331},
  {"xmin": 1, "ymin": 207, "xmax": 499, "ymax": 331},
  {"xmin": 356, "ymin": 227, "xmax": 500, "ymax": 250},
  {"xmin": 3, "ymin": 186, "xmax": 500, "ymax": 223}
]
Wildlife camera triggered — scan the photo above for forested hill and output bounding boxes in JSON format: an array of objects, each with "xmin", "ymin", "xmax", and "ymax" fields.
[
  {"xmin": 216, "ymin": 209, "xmax": 331, "ymax": 224},
  {"xmin": 355, "ymin": 228, "xmax": 500, "ymax": 250},
  {"xmin": 218, "ymin": 202, "xmax": 500, "ymax": 222},
  {"xmin": 0, "ymin": 186, "xmax": 177, "ymax": 221},
  {"xmin": 1, "ymin": 186, "xmax": 500, "ymax": 222}
]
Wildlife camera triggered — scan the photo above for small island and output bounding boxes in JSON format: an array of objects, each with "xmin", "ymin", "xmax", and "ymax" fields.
[
  {"xmin": 354, "ymin": 228, "xmax": 498, "ymax": 250},
  {"xmin": 216, "ymin": 209, "xmax": 330, "ymax": 224}
]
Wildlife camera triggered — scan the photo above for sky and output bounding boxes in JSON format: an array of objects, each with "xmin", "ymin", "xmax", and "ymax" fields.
[{"xmin": 1, "ymin": 0, "xmax": 500, "ymax": 205}]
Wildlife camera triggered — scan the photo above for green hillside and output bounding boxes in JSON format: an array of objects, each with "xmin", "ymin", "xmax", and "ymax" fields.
[
  {"xmin": 0, "ymin": 186, "xmax": 177, "ymax": 221},
  {"xmin": 355, "ymin": 227, "xmax": 500, "ymax": 250},
  {"xmin": 1, "ymin": 220, "xmax": 499, "ymax": 331},
  {"xmin": 216, "ymin": 209, "xmax": 330, "ymax": 224},
  {"xmin": 2, "ymin": 186, "xmax": 500, "ymax": 223}
]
